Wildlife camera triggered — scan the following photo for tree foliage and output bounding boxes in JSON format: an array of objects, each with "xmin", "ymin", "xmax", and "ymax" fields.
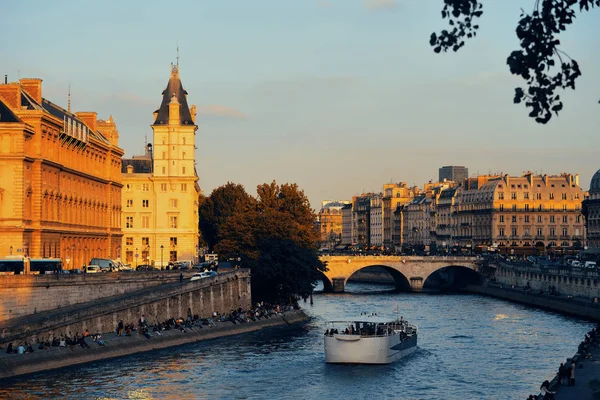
[
  {"xmin": 430, "ymin": 0, "xmax": 599, "ymax": 123},
  {"xmin": 201, "ymin": 181, "xmax": 326, "ymax": 303}
]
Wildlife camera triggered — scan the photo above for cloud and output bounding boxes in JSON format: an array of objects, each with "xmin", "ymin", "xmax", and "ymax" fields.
[
  {"xmin": 196, "ymin": 104, "xmax": 247, "ymax": 119},
  {"xmin": 363, "ymin": 0, "xmax": 397, "ymax": 10}
]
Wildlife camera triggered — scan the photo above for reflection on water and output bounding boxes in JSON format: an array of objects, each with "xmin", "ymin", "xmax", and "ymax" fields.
[{"xmin": 0, "ymin": 282, "xmax": 593, "ymax": 400}]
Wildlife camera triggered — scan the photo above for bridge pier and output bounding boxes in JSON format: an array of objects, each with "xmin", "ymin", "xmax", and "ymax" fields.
[
  {"xmin": 409, "ymin": 277, "xmax": 423, "ymax": 292},
  {"xmin": 332, "ymin": 277, "xmax": 346, "ymax": 293}
]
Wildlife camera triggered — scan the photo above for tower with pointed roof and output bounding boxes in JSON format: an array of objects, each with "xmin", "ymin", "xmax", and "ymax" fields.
[{"xmin": 121, "ymin": 64, "xmax": 201, "ymax": 267}]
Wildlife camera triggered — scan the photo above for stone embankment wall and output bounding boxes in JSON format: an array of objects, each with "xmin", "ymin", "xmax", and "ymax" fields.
[
  {"xmin": 0, "ymin": 270, "xmax": 252, "ymax": 345},
  {"xmin": 0, "ymin": 310, "xmax": 308, "ymax": 380},
  {"xmin": 492, "ymin": 261, "xmax": 600, "ymax": 299},
  {"xmin": 464, "ymin": 284, "xmax": 600, "ymax": 321},
  {"xmin": 0, "ymin": 271, "xmax": 191, "ymax": 322}
]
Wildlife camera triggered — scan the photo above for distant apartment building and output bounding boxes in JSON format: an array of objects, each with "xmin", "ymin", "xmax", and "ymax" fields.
[
  {"xmin": 351, "ymin": 193, "xmax": 380, "ymax": 247},
  {"xmin": 403, "ymin": 194, "xmax": 433, "ymax": 251},
  {"xmin": 341, "ymin": 204, "xmax": 353, "ymax": 245},
  {"xmin": 382, "ymin": 183, "xmax": 416, "ymax": 248},
  {"xmin": 318, "ymin": 200, "xmax": 350, "ymax": 249},
  {"xmin": 583, "ymin": 170, "xmax": 600, "ymax": 249},
  {"xmin": 439, "ymin": 166, "xmax": 468, "ymax": 183},
  {"xmin": 369, "ymin": 195, "xmax": 383, "ymax": 246},
  {"xmin": 455, "ymin": 172, "xmax": 584, "ymax": 254}
]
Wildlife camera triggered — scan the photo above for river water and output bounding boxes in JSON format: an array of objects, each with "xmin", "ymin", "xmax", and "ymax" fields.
[{"xmin": 1, "ymin": 282, "xmax": 594, "ymax": 400}]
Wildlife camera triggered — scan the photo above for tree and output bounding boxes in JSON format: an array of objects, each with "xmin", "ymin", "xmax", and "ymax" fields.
[
  {"xmin": 198, "ymin": 182, "xmax": 254, "ymax": 250},
  {"xmin": 207, "ymin": 181, "xmax": 327, "ymax": 303},
  {"xmin": 430, "ymin": 0, "xmax": 599, "ymax": 123}
]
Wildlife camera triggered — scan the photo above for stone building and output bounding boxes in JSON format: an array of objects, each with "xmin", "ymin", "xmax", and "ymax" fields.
[
  {"xmin": 456, "ymin": 173, "xmax": 584, "ymax": 254},
  {"xmin": 318, "ymin": 200, "xmax": 350, "ymax": 250},
  {"xmin": 369, "ymin": 195, "xmax": 383, "ymax": 246},
  {"xmin": 121, "ymin": 64, "xmax": 201, "ymax": 268},
  {"xmin": 382, "ymin": 182, "xmax": 415, "ymax": 248},
  {"xmin": 341, "ymin": 204, "xmax": 353, "ymax": 246},
  {"xmin": 402, "ymin": 194, "xmax": 433, "ymax": 252},
  {"xmin": 439, "ymin": 165, "xmax": 468, "ymax": 183},
  {"xmin": 583, "ymin": 170, "xmax": 600, "ymax": 249},
  {"xmin": 0, "ymin": 78, "xmax": 124, "ymax": 270}
]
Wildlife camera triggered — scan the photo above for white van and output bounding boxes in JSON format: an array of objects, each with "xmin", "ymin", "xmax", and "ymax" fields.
[
  {"xmin": 86, "ymin": 265, "xmax": 101, "ymax": 274},
  {"xmin": 584, "ymin": 261, "xmax": 597, "ymax": 269}
]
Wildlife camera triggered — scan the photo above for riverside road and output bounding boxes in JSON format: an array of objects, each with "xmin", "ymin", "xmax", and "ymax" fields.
[{"xmin": 0, "ymin": 282, "xmax": 594, "ymax": 400}]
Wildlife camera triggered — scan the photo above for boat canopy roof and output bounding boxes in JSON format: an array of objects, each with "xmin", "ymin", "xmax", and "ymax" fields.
[{"xmin": 327, "ymin": 318, "xmax": 402, "ymax": 325}]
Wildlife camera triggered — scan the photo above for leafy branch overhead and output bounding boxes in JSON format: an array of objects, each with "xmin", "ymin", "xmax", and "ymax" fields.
[{"xmin": 430, "ymin": 0, "xmax": 599, "ymax": 124}]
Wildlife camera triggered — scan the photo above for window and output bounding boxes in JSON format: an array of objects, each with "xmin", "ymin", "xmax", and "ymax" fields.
[
  {"xmin": 524, "ymin": 192, "xmax": 529, "ymax": 199},
  {"xmin": 511, "ymin": 192, "xmax": 517, "ymax": 200},
  {"xmin": 499, "ymin": 204, "xmax": 504, "ymax": 211},
  {"xmin": 512, "ymin": 228, "xmax": 517, "ymax": 236},
  {"xmin": 562, "ymin": 193, "xmax": 567, "ymax": 200},
  {"xmin": 142, "ymin": 184, "xmax": 149, "ymax": 192},
  {"xmin": 524, "ymin": 215, "xmax": 530, "ymax": 223},
  {"xmin": 563, "ymin": 205, "xmax": 567, "ymax": 211},
  {"xmin": 524, "ymin": 228, "xmax": 530, "ymax": 236},
  {"xmin": 524, "ymin": 204, "xmax": 530, "ymax": 211},
  {"xmin": 537, "ymin": 228, "xmax": 543, "ymax": 236},
  {"xmin": 126, "ymin": 216, "xmax": 134, "ymax": 228},
  {"xmin": 512, "ymin": 216, "xmax": 517, "ymax": 223},
  {"xmin": 549, "ymin": 193, "xmax": 554, "ymax": 200},
  {"xmin": 170, "ymin": 199, "xmax": 178, "ymax": 208},
  {"xmin": 170, "ymin": 251, "xmax": 177, "ymax": 262},
  {"xmin": 562, "ymin": 215, "xmax": 568, "ymax": 223},
  {"xmin": 161, "ymin": 183, "xmax": 167, "ymax": 192},
  {"xmin": 537, "ymin": 215, "xmax": 542, "ymax": 223},
  {"xmin": 536, "ymin": 193, "xmax": 542, "ymax": 200},
  {"xmin": 142, "ymin": 199, "xmax": 149, "ymax": 208},
  {"xmin": 498, "ymin": 192, "xmax": 504, "ymax": 200},
  {"xmin": 162, "ymin": 137, "xmax": 166, "ymax": 145},
  {"xmin": 538, "ymin": 205, "xmax": 543, "ymax": 211},
  {"xmin": 575, "ymin": 193, "xmax": 580, "ymax": 199},
  {"xmin": 562, "ymin": 228, "xmax": 568, "ymax": 236},
  {"xmin": 499, "ymin": 228, "xmax": 505, "ymax": 237},
  {"xmin": 512, "ymin": 204, "xmax": 517, "ymax": 211},
  {"xmin": 182, "ymin": 167, "xmax": 186, "ymax": 174},
  {"xmin": 126, "ymin": 199, "xmax": 133, "ymax": 208},
  {"xmin": 576, "ymin": 215, "xmax": 581, "ymax": 223},
  {"xmin": 550, "ymin": 216, "xmax": 555, "ymax": 223},
  {"xmin": 181, "ymin": 183, "xmax": 187, "ymax": 192},
  {"xmin": 126, "ymin": 237, "xmax": 133, "ymax": 246},
  {"xmin": 142, "ymin": 237, "xmax": 150, "ymax": 246},
  {"xmin": 170, "ymin": 215, "xmax": 178, "ymax": 229},
  {"xmin": 182, "ymin": 137, "xmax": 186, "ymax": 145},
  {"xmin": 170, "ymin": 237, "xmax": 178, "ymax": 247},
  {"xmin": 499, "ymin": 215, "xmax": 504, "ymax": 223},
  {"xmin": 162, "ymin": 166, "xmax": 166, "ymax": 174},
  {"xmin": 182, "ymin": 152, "xmax": 186, "ymax": 159},
  {"xmin": 141, "ymin": 215, "xmax": 150, "ymax": 228},
  {"xmin": 550, "ymin": 228, "xmax": 555, "ymax": 236}
]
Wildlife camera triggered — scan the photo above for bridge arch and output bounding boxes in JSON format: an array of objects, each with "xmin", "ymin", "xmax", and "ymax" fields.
[
  {"xmin": 422, "ymin": 265, "xmax": 483, "ymax": 292},
  {"xmin": 320, "ymin": 256, "xmax": 481, "ymax": 293},
  {"xmin": 346, "ymin": 265, "xmax": 411, "ymax": 292}
]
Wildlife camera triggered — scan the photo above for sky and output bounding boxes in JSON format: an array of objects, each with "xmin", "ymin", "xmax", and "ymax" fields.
[{"xmin": 2, "ymin": 0, "xmax": 599, "ymax": 210}]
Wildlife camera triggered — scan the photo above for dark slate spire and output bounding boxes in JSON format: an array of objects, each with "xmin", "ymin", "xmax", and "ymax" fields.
[{"xmin": 153, "ymin": 64, "xmax": 194, "ymax": 126}]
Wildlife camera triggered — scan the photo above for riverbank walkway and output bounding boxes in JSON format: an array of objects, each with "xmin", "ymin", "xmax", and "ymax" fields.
[{"xmin": 553, "ymin": 340, "xmax": 600, "ymax": 400}]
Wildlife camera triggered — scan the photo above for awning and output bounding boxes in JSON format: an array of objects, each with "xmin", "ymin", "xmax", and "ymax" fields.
[{"xmin": 30, "ymin": 258, "xmax": 61, "ymax": 262}]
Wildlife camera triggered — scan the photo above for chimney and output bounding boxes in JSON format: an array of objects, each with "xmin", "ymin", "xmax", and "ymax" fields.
[
  {"xmin": 75, "ymin": 112, "xmax": 98, "ymax": 132},
  {"xmin": 19, "ymin": 78, "xmax": 43, "ymax": 104},
  {"xmin": 0, "ymin": 82, "xmax": 21, "ymax": 109}
]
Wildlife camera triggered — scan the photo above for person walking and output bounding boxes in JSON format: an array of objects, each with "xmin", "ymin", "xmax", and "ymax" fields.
[
  {"xmin": 179, "ymin": 272, "xmax": 183, "ymax": 283},
  {"xmin": 570, "ymin": 359, "xmax": 576, "ymax": 386}
]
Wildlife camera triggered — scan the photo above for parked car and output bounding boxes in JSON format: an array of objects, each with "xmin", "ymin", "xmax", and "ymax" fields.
[
  {"xmin": 136, "ymin": 264, "xmax": 158, "ymax": 271},
  {"xmin": 86, "ymin": 265, "xmax": 101, "ymax": 274},
  {"xmin": 190, "ymin": 271, "xmax": 217, "ymax": 281},
  {"xmin": 89, "ymin": 258, "xmax": 118, "ymax": 272}
]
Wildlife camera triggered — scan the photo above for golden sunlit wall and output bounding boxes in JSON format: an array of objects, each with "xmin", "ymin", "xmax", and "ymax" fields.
[{"xmin": 0, "ymin": 78, "xmax": 124, "ymax": 269}]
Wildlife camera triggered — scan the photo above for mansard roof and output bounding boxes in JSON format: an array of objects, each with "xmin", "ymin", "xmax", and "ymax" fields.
[
  {"xmin": 0, "ymin": 98, "xmax": 21, "ymax": 122},
  {"xmin": 122, "ymin": 157, "xmax": 153, "ymax": 173},
  {"xmin": 153, "ymin": 65, "xmax": 194, "ymax": 126}
]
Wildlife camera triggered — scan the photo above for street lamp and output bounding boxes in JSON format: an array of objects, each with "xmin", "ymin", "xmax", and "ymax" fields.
[
  {"xmin": 160, "ymin": 245, "xmax": 164, "ymax": 269},
  {"xmin": 84, "ymin": 246, "xmax": 88, "ymax": 265},
  {"xmin": 135, "ymin": 247, "xmax": 139, "ymax": 269},
  {"xmin": 9, "ymin": 246, "xmax": 12, "ymax": 255}
]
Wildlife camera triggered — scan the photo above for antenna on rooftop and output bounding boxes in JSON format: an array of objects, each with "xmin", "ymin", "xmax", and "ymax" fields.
[
  {"xmin": 68, "ymin": 84, "xmax": 71, "ymax": 113},
  {"xmin": 176, "ymin": 42, "xmax": 180, "ymax": 67}
]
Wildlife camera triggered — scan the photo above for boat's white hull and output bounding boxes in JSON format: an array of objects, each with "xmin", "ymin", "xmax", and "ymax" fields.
[{"xmin": 324, "ymin": 333, "xmax": 417, "ymax": 364}]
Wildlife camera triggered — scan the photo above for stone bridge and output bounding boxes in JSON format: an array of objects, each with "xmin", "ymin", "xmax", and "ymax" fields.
[{"xmin": 319, "ymin": 256, "xmax": 481, "ymax": 292}]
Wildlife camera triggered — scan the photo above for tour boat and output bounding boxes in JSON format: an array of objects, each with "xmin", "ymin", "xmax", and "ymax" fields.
[{"xmin": 324, "ymin": 313, "xmax": 418, "ymax": 364}]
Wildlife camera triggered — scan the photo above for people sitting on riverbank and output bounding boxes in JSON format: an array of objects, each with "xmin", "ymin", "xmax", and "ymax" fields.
[{"xmin": 540, "ymin": 380, "xmax": 556, "ymax": 400}]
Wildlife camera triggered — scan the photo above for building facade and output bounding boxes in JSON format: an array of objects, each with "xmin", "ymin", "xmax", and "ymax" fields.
[
  {"xmin": 382, "ymin": 182, "xmax": 415, "ymax": 248},
  {"xmin": 0, "ymin": 78, "xmax": 124, "ymax": 269},
  {"xmin": 583, "ymin": 170, "xmax": 600, "ymax": 249},
  {"xmin": 455, "ymin": 173, "xmax": 585, "ymax": 254},
  {"xmin": 369, "ymin": 195, "xmax": 383, "ymax": 246},
  {"xmin": 121, "ymin": 65, "xmax": 201, "ymax": 268},
  {"xmin": 439, "ymin": 165, "xmax": 468, "ymax": 183},
  {"xmin": 341, "ymin": 204, "xmax": 353, "ymax": 246},
  {"xmin": 318, "ymin": 200, "xmax": 350, "ymax": 250}
]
